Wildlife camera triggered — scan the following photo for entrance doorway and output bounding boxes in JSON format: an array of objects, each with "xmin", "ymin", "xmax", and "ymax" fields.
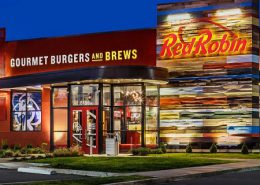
[{"xmin": 70, "ymin": 107, "xmax": 98, "ymax": 154}]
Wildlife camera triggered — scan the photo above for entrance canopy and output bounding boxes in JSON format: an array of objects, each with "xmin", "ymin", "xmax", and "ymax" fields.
[{"xmin": 0, "ymin": 65, "xmax": 168, "ymax": 88}]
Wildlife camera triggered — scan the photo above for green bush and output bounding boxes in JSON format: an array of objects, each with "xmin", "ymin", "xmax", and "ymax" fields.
[
  {"xmin": 26, "ymin": 144, "xmax": 33, "ymax": 149},
  {"xmin": 28, "ymin": 147, "xmax": 45, "ymax": 154},
  {"xmin": 53, "ymin": 148, "xmax": 71, "ymax": 157},
  {"xmin": 41, "ymin": 142, "xmax": 48, "ymax": 152},
  {"xmin": 159, "ymin": 142, "xmax": 167, "ymax": 153},
  {"xmin": 69, "ymin": 146, "xmax": 83, "ymax": 157},
  {"xmin": 186, "ymin": 143, "xmax": 192, "ymax": 153},
  {"xmin": 131, "ymin": 147, "xmax": 151, "ymax": 156},
  {"xmin": 209, "ymin": 143, "xmax": 218, "ymax": 153},
  {"xmin": 20, "ymin": 147, "xmax": 28, "ymax": 154},
  {"xmin": 53, "ymin": 147, "xmax": 82, "ymax": 157},
  {"xmin": 241, "ymin": 142, "xmax": 249, "ymax": 154},
  {"xmin": 150, "ymin": 148, "xmax": 163, "ymax": 154},
  {"xmin": 0, "ymin": 150, "xmax": 4, "ymax": 158},
  {"xmin": 13, "ymin": 151, "xmax": 22, "ymax": 157},
  {"xmin": 1, "ymin": 140, "xmax": 8, "ymax": 150},
  {"xmin": 13, "ymin": 144, "xmax": 21, "ymax": 150},
  {"xmin": 3, "ymin": 149, "xmax": 14, "ymax": 157}
]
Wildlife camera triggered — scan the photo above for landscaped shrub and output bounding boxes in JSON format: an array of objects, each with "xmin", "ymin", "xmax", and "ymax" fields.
[
  {"xmin": 41, "ymin": 142, "xmax": 48, "ymax": 152},
  {"xmin": 241, "ymin": 142, "xmax": 249, "ymax": 154},
  {"xmin": 69, "ymin": 146, "xmax": 83, "ymax": 156},
  {"xmin": 53, "ymin": 148, "xmax": 71, "ymax": 157},
  {"xmin": 131, "ymin": 147, "xmax": 151, "ymax": 156},
  {"xmin": 53, "ymin": 147, "xmax": 82, "ymax": 157},
  {"xmin": 3, "ymin": 149, "xmax": 14, "ymax": 157},
  {"xmin": 26, "ymin": 144, "xmax": 33, "ymax": 149},
  {"xmin": 159, "ymin": 142, "xmax": 167, "ymax": 153},
  {"xmin": 28, "ymin": 147, "xmax": 45, "ymax": 154},
  {"xmin": 20, "ymin": 147, "xmax": 28, "ymax": 154},
  {"xmin": 150, "ymin": 148, "xmax": 163, "ymax": 154},
  {"xmin": 1, "ymin": 140, "xmax": 8, "ymax": 150},
  {"xmin": 13, "ymin": 151, "xmax": 22, "ymax": 157},
  {"xmin": 0, "ymin": 150, "xmax": 4, "ymax": 158},
  {"xmin": 13, "ymin": 144, "xmax": 22, "ymax": 150},
  {"xmin": 186, "ymin": 143, "xmax": 192, "ymax": 153},
  {"xmin": 209, "ymin": 143, "xmax": 218, "ymax": 153}
]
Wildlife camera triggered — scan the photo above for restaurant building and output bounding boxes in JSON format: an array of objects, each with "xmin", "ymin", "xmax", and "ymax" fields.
[{"xmin": 0, "ymin": 0, "xmax": 259, "ymax": 153}]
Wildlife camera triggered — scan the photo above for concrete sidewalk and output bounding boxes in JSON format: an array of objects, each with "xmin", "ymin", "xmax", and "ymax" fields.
[{"xmin": 129, "ymin": 159, "xmax": 260, "ymax": 178}]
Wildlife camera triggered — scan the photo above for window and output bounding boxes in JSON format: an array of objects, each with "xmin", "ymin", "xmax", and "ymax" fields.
[
  {"xmin": 52, "ymin": 87, "xmax": 68, "ymax": 147},
  {"xmin": 71, "ymin": 84, "xmax": 99, "ymax": 106},
  {"xmin": 12, "ymin": 91, "xmax": 42, "ymax": 131}
]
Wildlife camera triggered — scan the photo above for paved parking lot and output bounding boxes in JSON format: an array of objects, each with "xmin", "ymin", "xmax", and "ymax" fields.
[
  {"xmin": 158, "ymin": 169, "xmax": 260, "ymax": 185},
  {"xmin": 0, "ymin": 168, "xmax": 83, "ymax": 184}
]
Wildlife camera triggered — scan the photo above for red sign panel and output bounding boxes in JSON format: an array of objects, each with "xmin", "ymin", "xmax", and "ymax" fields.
[{"xmin": 4, "ymin": 29, "xmax": 156, "ymax": 77}]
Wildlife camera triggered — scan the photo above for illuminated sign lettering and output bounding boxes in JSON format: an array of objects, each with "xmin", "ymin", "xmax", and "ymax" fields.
[{"xmin": 160, "ymin": 22, "xmax": 248, "ymax": 59}]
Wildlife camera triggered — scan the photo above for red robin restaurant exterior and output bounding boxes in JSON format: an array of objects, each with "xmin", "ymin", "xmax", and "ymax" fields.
[
  {"xmin": 0, "ymin": 0, "xmax": 259, "ymax": 153},
  {"xmin": 0, "ymin": 29, "xmax": 168, "ymax": 153}
]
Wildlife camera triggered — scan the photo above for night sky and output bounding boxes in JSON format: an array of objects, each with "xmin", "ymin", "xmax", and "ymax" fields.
[{"xmin": 0, "ymin": 0, "xmax": 176, "ymax": 41}]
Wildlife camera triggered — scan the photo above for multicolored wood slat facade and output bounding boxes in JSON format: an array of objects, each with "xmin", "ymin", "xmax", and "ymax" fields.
[{"xmin": 157, "ymin": 0, "xmax": 259, "ymax": 149}]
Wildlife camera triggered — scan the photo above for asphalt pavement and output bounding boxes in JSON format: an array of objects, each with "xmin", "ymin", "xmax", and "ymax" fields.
[
  {"xmin": 158, "ymin": 169, "xmax": 260, "ymax": 185},
  {"xmin": 0, "ymin": 168, "xmax": 84, "ymax": 184}
]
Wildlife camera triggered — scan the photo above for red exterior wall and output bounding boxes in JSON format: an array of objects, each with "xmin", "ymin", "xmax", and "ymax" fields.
[{"xmin": 0, "ymin": 88, "xmax": 50, "ymax": 148}]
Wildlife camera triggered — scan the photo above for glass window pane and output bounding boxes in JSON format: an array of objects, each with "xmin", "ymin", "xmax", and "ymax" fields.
[
  {"xmin": 114, "ymin": 107, "xmax": 124, "ymax": 131},
  {"xmin": 54, "ymin": 109, "xmax": 68, "ymax": 131},
  {"xmin": 12, "ymin": 111, "xmax": 26, "ymax": 131},
  {"xmin": 102, "ymin": 107, "xmax": 110, "ymax": 132},
  {"xmin": 71, "ymin": 85, "xmax": 79, "ymax": 106},
  {"xmin": 12, "ymin": 92, "xmax": 26, "ymax": 111},
  {"xmin": 125, "ymin": 86, "xmax": 142, "ymax": 105},
  {"xmin": 126, "ymin": 106, "xmax": 142, "ymax": 131},
  {"xmin": 145, "ymin": 131, "xmax": 158, "ymax": 145},
  {"xmin": 146, "ymin": 107, "xmax": 158, "ymax": 131},
  {"xmin": 53, "ymin": 88, "xmax": 68, "ymax": 107},
  {"xmin": 71, "ymin": 84, "xmax": 99, "ymax": 106},
  {"xmin": 114, "ymin": 86, "xmax": 124, "ymax": 106},
  {"xmin": 27, "ymin": 92, "xmax": 42, "ymax": 110},
  {"xmin": 120, "ymin": 131, "xmax": 141, "ymax": 145},
  {"xmin": 54, "ymin": 132, "xmax": 68, "ymax": 146},
  {"xmin": 146, "ymin": 86, "xmax": 158, "ymax": 106},
  {"xmin": 72, "ymin": 110, "xmax": 82, "ymax": 146},
  {"xmin": 27, "ymin": 111, "xmax": 41, "ymax": 131},
  {"xmin": 103, "ymin": 85, "xmax": 111, "ymax": 106}
]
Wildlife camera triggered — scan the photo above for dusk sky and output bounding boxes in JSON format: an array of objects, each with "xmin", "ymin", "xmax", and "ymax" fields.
[{"xmin": 0, "ymin": 0, "xmax": 177, "ymax": 41}]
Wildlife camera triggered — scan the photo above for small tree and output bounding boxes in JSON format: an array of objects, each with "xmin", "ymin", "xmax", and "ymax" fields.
[
  {"xmin": 186, "ymin": 143, "xmax": 192, "ymax": 153},
  {"xmin": 209, "ymin": 143, "xmax": 217, "ymax": 153},
  {"xmin": 241, "ymin": 142, "xmax": 249, "ymax": 154},
  {"xmin": 159, "ymin": 142, "xmax": 167, "ymax": 153}
]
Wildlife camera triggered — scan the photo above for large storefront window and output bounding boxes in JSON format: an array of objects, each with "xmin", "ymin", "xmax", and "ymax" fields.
[
  {"xmin": 12, "ymin": 91, "xmax": 42, "ymax": 131},
  {"xmin": 52, "ymin": 87, "xmax": 68, "ymax": 147},
  {"xmin": 113, "ymin": 85, "xmax": 143, "ymax": 149}
]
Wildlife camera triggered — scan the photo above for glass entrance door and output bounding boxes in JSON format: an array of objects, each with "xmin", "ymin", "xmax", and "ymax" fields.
[{"xmin": 70, "ymin": 107, "xmax": 98, "ymax": 154}]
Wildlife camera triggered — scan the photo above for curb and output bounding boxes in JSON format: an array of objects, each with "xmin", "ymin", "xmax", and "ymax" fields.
[
  {"xmin": 104, "ymin": 166, "xmax": 260, "ymax": 185},
  {"xmin": 45, "ymin": 167, "xmax": 120, "ymax": 177},
  {"xmin": 17, "ymin": 167, "xmax": 56, "ymax": 175}
]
